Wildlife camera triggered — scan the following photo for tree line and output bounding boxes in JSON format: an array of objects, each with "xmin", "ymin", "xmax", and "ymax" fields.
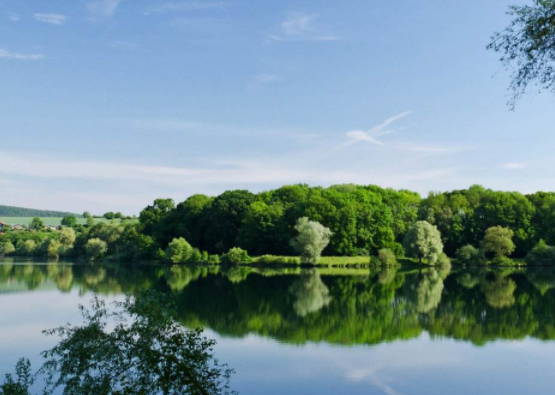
[
  {"xmin": 138, "ymin": 184, "xmax": 555, "ymax": 259},
  {"xmin": 2, "ymin": 184, "xmax": 555, "ymax": 264}
]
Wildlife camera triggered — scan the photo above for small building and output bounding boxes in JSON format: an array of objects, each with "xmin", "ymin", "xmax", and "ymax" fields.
[
  {"xmin": 0, "ymin": 221, "xmax": 7, "ymax": 231},
  {"xmin": 11, "ymin": 224, "xmax": 25, "ymax": 231}
]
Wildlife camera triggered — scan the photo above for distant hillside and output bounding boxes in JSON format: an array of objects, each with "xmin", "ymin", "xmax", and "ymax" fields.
[{"xmin": 0, "ymin": 205, "xmax": 79, "ymax": 217}]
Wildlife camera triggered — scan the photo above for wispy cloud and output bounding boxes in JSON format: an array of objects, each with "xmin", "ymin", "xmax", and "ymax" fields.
[
  {"xmin": 344, "ymin": 111, "xmax": 412, "ymax": 146},
  {"xmin": 34, "ymin": 13, "xmax": 67, "ymax": 25},
  {"xmin": 7, "ymin": 13, "xmax": 20, "ymax": 22},
  {"xmin": 0, "ymin": 48, "xmax": 44, "ymax": 60},
  {"xmin": 145, "ymin": 1, "xmax": 225, "ymax": 15},
  {"xmin": 501, "ymin": 162, "xmax": 526, "ymax": 170},
  {"xmin": 87, "ymin": 0, "xmax": 123, "ymax": 18},
  {"xmin": 270, "ymin": 13, "xmax": 338, "ymax": 42}
]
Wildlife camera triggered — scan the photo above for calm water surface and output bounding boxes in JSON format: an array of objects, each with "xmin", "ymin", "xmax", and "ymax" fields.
[{"xmin": 1, "ymin": 260, "xmax": 555, "ymax": 394}]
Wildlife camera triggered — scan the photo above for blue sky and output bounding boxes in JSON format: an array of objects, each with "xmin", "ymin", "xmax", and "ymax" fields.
[{"xmin": 1, "ymin": 0, "xmax": 553, "ymax": 214}]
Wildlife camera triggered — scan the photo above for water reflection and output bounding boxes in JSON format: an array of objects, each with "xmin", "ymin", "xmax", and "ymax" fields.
[{"xmin": 2, "ymin": 260, "xmax": 555, "ymax": 346}]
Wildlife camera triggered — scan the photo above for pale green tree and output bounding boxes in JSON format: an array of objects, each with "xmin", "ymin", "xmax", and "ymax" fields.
[
  {"xmin": 481, "ymin": 226, "xmax": 515, "ymax": 258},
  {"xmin": 403, "ymin": 221, "xmax": 444, "ymax": 264},
  {"xmin": 84, "ymin": 238, "xmax": 108, "ymax": 261},
  {"xmin": 59, "ymin": 227, "xmax": 76, "ymax": 246},
  {"xmin": 0, "ymin": 241, "xmax": 15, "ymax": 256},
  {"xmin": 290, "ymin": 217, "xmax": 332, "ymax": 264}
]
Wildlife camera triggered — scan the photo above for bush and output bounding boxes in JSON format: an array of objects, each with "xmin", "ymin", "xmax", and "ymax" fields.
[
  {"xmin": 376, "ymin": 248, "xmax": 397, "ymax": 265},
  {"xmin": 84, "ymin": 238, "xmax": 108, "ymax": 261},
  {"xmin": 221, "ymin": 247, "xmax": 252, "ymax": 265},
  {"xmin": 0, "ymin": 241, "xmax": 15, "ymax": 256},
  {"xmin": 455, "ymin": 244, "xmax": 481, "ymax": 265},
  {"xmin": 526, "ymin": 240, "xmax": 555, "ymax": 265},
  {"xmin": 166, "ymin": 237, "xmax": 194, "ymax": 264}
]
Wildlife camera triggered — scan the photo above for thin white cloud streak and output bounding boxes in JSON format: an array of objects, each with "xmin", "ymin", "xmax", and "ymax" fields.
[
  {"xmin": 343, "ymin": 111, "xmax": 412, "ymax": 146},
  {"xmin": 270, "ymin": 13, "xmax": 338, "ymax": 42},
  {"xmin": 344, "ymin": 130, "xmax": 384, "ymax": 145},
  {"xmin": 34, "ymin": 13, "xmax": 67, "ymax": 25},
  {"xmin": 0, "ymin": 48, "xmax": 44, "ymax": 60},
  {"xmin": 87, "ymin": 0, "xmax": 123, "ymax": 18}
]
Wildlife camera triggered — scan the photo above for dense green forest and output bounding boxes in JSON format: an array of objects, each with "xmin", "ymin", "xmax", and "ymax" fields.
[
  {"xmin": 0, "ymin": 204, "xmax": 78, "ymax": 218},
  {"xmin": 2, "ymin": 184, "xmax": 555, "ymax": 264},
  {"xmin": 137, "ymin": 184, "xmax": 555, "ymax": 259}
]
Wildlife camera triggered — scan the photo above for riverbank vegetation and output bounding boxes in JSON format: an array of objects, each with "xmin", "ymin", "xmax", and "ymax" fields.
[{"xmin": 2, "ymin": 184, "xmax": 555, "ymax": 266}]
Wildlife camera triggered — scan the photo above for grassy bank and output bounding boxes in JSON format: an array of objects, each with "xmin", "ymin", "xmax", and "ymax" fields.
[{"xmin": 251, "ymin": 255, "xmax": 371, "ymax": 266}]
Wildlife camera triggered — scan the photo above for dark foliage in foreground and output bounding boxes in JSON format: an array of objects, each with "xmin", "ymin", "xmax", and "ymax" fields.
[{"xmin": 0, "ymin": 293, "xmax": 234, "ymax": 395}]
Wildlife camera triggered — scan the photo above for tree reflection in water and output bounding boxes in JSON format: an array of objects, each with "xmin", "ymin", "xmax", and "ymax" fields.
[
  {"xmin": 289, "ymin": 270, "xmax": 331, "ymax": 317},
  {"xmin": 3, "ymin": 261, "xmax": 555, "ymax": 346}
]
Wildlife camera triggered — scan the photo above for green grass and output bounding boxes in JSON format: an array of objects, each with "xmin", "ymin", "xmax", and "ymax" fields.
[
  {"xmin": 0, "ymin": 217, "xmax": 137, "ymax": 227},
  {"xmin": 251, "ymin": 255, "xmax": 370, "ymax": 266}
]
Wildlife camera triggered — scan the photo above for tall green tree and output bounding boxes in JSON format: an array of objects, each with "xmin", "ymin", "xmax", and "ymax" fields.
[
  {"xmin": 403, "ymin": 221, "xmax": 444, "ymax": 264},
  {"xmin": 290, "ymin": 217, "xmax": 332, "ymax": 264}
]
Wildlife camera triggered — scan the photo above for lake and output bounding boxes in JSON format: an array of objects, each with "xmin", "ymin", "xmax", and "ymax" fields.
[{"xmin": 1, "ymin": 260, "xmax": 555, "ymax": 394}]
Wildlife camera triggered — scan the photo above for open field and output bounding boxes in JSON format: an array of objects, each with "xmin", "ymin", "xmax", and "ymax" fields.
[{"xmin": 0, "ymin": 217, "xmax": 137, "ymax": 227}]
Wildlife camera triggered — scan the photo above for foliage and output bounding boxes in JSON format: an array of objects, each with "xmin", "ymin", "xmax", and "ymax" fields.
[
  {"xmin": 29, "ymin": 217, "xmax": 45, "ymax": 231},
  {"xmin": 290, "ymin": 217, "xmax": 332, "ymax": 264},
  {"xmin": 455, "ymin": 244, "xmax": 482, "ymax": 265},
  {"xmin": 61, "ymin": 215, "xmax": 77, "ymax": 227},
  {"xmin": 482, "ymin": 226, "xmax": 515, "ymax": 258},
  {"xmin": 403, "ymin": 221, "xmax": 444, "ymax": 264},
  {"xmin": 526, "ymin": 239, "xmax": 555, "ymax": 265},
  {"xmin": 59, "ymin": 227, "xmax": 76, "ymax": 246},
  {"xmin": 39, "ymin": 239, "xmax": 62, "ymax": 259},
  {"xmin": 488, "ymin": 0, "xmax": 555, "ymax": 104},
  {"xmin": 0, "ymin": 358, "xmax": 32, "ymax": 395},
  {"xmin": 166, "ymin": 237, "xmax": 194, "ymax": 264},
  {"xmin": 16, "ymin": 240, "xmax": 36, "ymax": 256},
  {"xmin": 376, "ymin": 248, "xmax": 397, "ymax": 265},
  {"xmin": 38, "ymin": 295, "xmax": 234, "ymax": 394},
  {"xmin": 84, "ymin": 238, "xmax": 108, "ymax": 261},
  {"xmin": 1, "ymin": 295, "xmax": 234, "ymax": 394},
  {"xmin": 221, "ymin": 247, "xmax": 252, "ymax": 265},
  {"xmin": 0, "ymin": 241, "xmax": 15, "ymax": 256}
]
